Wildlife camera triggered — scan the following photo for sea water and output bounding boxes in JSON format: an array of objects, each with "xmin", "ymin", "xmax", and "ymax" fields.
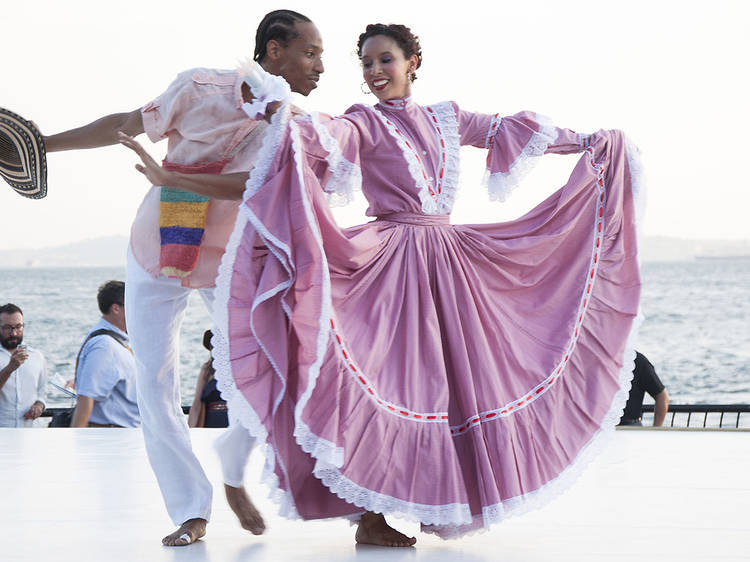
[{"xmin": 1, "ymin": 259, "xmax": 748, "ymax": 408}]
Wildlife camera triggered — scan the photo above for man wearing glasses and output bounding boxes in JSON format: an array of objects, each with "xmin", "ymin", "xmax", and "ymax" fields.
[{"xmin": 0, "ymin": 303, "xmax": 48, "ymax": 427}]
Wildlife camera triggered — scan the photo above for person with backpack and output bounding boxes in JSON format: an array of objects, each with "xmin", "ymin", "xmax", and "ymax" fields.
[{"xmin": 70, "ymin": 280, "xmax": 139, "ymax": 428}]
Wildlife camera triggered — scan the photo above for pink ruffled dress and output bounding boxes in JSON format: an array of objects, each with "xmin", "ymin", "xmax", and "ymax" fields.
[{"xmin": 211, "ymin": 97, "xmax": 643, "ymax": 538}]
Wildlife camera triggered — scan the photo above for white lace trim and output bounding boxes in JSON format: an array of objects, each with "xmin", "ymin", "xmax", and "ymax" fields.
[
  {"xmin": 211, "ymin": 103, "xmax": 301, "ymax": 520},
  {"xmin": 377, "ymin": 97, "xmax": 411, "ymax": 110},
  {"xmin": 424, "ymin": 313, "xmax": 643, "ymax": 540},
  {"xmin": 483, "ymin": 114, "xmax": 557, "ymax": 202},
  {"xmin": 450, "ymin": 146, "xmax": 607, "ymax": 436},
  {"xmin": 213, "ymin": 103, "xmax": 291, "ymax": 337},
  {"xmin": 287, "ymin": 120, "xmax": 347, "ymax": 469},
  {"xmin": 213, "ymin": 122, "xmax": 646, "ymax": 535},
  {"xmin": 309, "ymin": 112, "xmax": 362, "ymax": 208},
  {"xmin": 424, "ymin": 102, "xmax": 461, "ymax": 215},
  {"xmin": 422, "ymin": 130, "xmax": 647, "ymax": 539},
  {"xmin": 625, "ymin": 135, "xmax": 647, "ymax": 265},
  {"xmin": 314, "ymin": 461, "xmax": 473, "ymax": 527},
  {"xmin": 369, "ymin": 105, "xmax": 440, "ymax": 215},
  {"xmin": 237, "ymin": 58, "xmax": 292, "ymax": 120}
]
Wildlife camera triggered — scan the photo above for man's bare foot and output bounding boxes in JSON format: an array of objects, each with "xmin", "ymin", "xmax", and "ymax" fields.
[
  {"xmin": 355, "ymin": 511, "xmax": 416, "ymax": 547},
  {"xmin": 225, "ymin": 484, "xmax": 266, "ymax": 535},
  {"xmin": 162, "ymin": 517, "xmax": 206, "ymax": 547}
]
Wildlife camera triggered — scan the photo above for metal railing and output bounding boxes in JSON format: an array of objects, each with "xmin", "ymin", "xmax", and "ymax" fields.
[
  {"xmin": 640, "ymin": 404, "xmax": 750, "ymax": 429},
  {"xmin": 41, "ymin": 405, "xmax": 190, "ymax": 418},
  {"xmin": 39, "ymin": 404, "xmax": 750, "ymax": 429}
]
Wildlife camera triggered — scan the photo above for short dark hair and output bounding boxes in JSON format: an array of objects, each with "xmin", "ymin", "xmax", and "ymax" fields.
[
  {"xmin": 357, "ymin": 23, "xmax": 423, "ymax": 82},
  {"xmin": 0, "ymin": 303, "xmax": 23, "ymax": 317},
  {"xmin": 97, "ymin": 281, "xmax": 125, "ymax": 315},
  {"xmin": 254, "ymin": 9, "xmax": 312, "ymax": 62}
]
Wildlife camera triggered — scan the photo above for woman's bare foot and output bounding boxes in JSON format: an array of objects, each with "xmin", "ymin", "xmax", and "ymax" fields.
[
  {"xmin": 225, "ymin": 484, "xmax": 266, "ymax": 535},
  {"xmin": 162, "ymin": 517, "xmax": 207, "ymax": 546},
  {"xmin": 355, "ymin": 512, "xmax": 416, "ymax": 547}
]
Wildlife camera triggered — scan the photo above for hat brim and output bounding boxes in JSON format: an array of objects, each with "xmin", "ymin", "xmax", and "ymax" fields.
[{"xmin": 0, "ymin": 107, "xmax": 47, "ymax": 199}]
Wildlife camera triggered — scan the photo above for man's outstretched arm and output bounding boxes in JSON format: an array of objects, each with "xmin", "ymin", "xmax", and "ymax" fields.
[{"xmin": 44, "ymin": 109, "xmax": 145, "ymax": 152}]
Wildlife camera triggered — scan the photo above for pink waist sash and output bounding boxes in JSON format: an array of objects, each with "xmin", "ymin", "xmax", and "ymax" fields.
[{"xmin": 376, "ymin": 212, "xmax": 451, "ymax": 226}]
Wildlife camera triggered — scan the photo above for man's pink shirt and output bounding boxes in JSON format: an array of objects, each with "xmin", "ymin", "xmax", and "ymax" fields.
[{"xmin": 130, "ymin": 68, "xmax": 266, "ymax": 288}]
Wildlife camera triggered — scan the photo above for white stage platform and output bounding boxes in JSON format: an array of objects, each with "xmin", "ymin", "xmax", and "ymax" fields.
[{"xmin": 2, "ymin": 427, "xmax": 748, "ymax": 562}]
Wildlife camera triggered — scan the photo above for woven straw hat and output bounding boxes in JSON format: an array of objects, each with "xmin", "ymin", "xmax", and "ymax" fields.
[{"xmin": 0, "ymin": 107, "xmax": 47, "ymax": 199}]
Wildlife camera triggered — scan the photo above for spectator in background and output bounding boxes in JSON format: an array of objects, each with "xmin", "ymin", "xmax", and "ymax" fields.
[
  {"xmin": 188, "ymin": 330, "xmax": 227, "ymax": 428},
  {"xmin": 620, "ymin": 351, "xmax": 670, "ymax": 427},
  {"xmin": 0, "ymin": 303, "xmax": 47, "ymax": 427},
  {"xmin": 70, "ymin": 281, "xmax": 140, "ymax": 428}
]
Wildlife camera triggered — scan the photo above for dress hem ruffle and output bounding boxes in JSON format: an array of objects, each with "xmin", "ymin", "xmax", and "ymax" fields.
[
  {"xmin": 211, "ymin": 104, "xmax": 646, "ymax": 538},
  {"xmin": 213, "ymin": 104, "xmax": 302, "ymax": 521}
]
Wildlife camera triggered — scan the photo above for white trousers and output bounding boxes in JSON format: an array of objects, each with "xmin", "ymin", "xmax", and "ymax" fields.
[{"xmin": 126, "ymin": 248, "xmax": 254, "ymax": 525}]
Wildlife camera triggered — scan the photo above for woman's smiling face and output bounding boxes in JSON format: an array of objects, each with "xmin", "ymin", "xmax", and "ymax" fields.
[{"xmin": 360, "ymin": 34, "xmax": 418, "ymax": 102}]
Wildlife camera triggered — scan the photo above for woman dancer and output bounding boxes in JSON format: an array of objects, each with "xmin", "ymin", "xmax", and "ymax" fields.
[{"xmin": 121, "ymin": 23, "xmax": 643, "ymax": 546}]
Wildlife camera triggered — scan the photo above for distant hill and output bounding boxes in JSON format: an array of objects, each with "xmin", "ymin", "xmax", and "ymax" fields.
[
  {"xmin": 0, "ymin": 234, "xmax": 748, "ymax": 268},
  {"xmin": 0, "ymin": 235, "xmax": 129, "ymax": 268},
  {"xmin": 639, "ymin": 236, "xmax": 750, "ymax": 262}
]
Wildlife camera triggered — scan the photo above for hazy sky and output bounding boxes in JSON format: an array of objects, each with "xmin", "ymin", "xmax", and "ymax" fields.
[{"xmin": 2, "ymin": 0, "xmax": 749, "ymax": 250}]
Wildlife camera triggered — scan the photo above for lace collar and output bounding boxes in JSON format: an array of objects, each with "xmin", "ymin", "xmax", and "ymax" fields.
[{"xmin": 376, "ymin": 96, "xmax": 414, "ymax": 111}]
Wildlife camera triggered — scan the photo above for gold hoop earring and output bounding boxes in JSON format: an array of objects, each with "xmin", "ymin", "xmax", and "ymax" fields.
[{"xmin": 360, "ymin": 81, "xmax": 371, "ymax": 95}]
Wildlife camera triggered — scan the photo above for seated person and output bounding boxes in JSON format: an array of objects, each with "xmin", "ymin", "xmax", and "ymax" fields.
[
  {"xmin": 188, "ymin": 330, "xmax": 228, "ymax": 428},
  {"xmin": 619, "ymin": 351, "xmax": 669, "ymax": 427},
  {"xmin": 71, "ymin": 281, "xmax": 140, "ymax": 428}
]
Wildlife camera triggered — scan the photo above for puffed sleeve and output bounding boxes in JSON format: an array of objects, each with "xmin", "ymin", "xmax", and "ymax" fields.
[
  {"xmin": 140, "ymin": 69, "xmax": 202, "ymax": 143},
  {"xmin": 291, "ymin": 109, "xmax": 365, "ymax": 207},
  {"xmin": 455, "ymin": 105, "xmax": 587, "ymax": 202},
  {"xmin": 241, "ymin": 100, "xmax": 367, "ymax": 206}
]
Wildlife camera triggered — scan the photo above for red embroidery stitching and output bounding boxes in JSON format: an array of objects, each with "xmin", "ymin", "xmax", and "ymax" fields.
[
  {"xmin": 330, "ymin": 315, "xmax": 449, "ymax": 422},
  {"xmin": 449, "ymin": 146, "xmax": 608, "ymax": 437},
  {"xmin": 328, "ymin": 142, "xmax": 607, "ymax": 437},
  {"xmin": 381, "ymin": 115, "xmax": 439, "ymax": 199}
]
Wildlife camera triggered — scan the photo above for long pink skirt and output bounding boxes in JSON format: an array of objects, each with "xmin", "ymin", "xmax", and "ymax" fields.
[{"xmin": 212, "ymin": 128, "xmax": 642, "ymax": 538}]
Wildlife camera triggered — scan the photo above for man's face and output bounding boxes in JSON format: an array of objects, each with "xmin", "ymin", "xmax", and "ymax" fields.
[
  {"xmin": 0, "ymin": 312, "xmax": 24, "ymax": 350},
  {"xmin": 276, "ymin": 22, "xmax": 325, "ymax": 96}
]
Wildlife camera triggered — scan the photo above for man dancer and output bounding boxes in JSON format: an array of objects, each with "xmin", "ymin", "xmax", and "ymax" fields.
[{"xmin": 43, "ymin": 10, "xmax": 324, "ymax": 546}]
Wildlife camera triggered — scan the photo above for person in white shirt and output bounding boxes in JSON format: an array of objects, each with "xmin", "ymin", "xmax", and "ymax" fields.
[
  {"xmin": 0, "ymin": 303, "xmax": 47, "ymax": 427},
  {"xmin": 71, "ymin": 281, "xmax": 140, "ymax": 428}
]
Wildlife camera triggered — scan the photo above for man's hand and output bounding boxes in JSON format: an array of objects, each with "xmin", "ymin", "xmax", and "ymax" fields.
[
  {"xmin": 24, "ymin": 401, "xmax": 44, "ymax": 420},
  {"xmin": 117, "ymin": 131, "xmax": 248, "ymax": 200},
  {"xmin": 118, "ymin": 132, "xmax": 173, "ymax": 187},
  {"xmin": 7, "ymin": 347, "xmax": 28, "ymax": 372}
]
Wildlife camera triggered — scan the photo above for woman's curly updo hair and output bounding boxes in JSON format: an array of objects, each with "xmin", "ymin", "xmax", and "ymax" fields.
[{"xmin": 357, "ymin": 24, "xmax": 422, "ymax": 82}]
